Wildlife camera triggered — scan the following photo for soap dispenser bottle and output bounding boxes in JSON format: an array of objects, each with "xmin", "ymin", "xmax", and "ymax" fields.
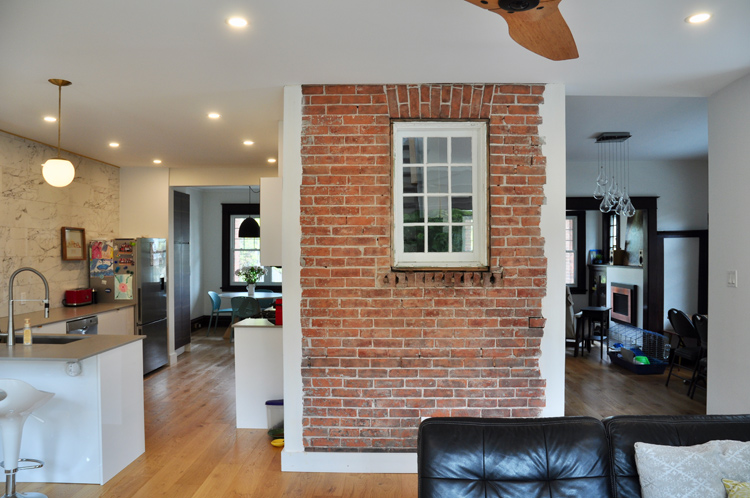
[{"xmin": 23, "ymin": 318, "xmax": 32, "ymax": 345}]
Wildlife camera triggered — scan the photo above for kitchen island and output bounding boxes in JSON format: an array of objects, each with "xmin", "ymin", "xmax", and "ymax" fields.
[
  {"xmin": 233, "ymin": 318, "xmax": 283, "ymax": 429},
  {"xmin": 0, "ymin": 334, "xmax": 145, "ymax": 484}
]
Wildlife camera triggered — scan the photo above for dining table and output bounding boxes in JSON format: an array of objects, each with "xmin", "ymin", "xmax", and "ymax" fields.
[{"xmin": 217, "ymin": 291, "xmax": 282, "ymax": 338}]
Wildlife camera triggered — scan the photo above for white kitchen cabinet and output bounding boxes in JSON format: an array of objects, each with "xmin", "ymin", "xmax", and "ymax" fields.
[
  {"xmin": 97, "ymin": 306, "xmax": 135, "ymax": 335},
  {"xmin": 260, "ymin": 177, "xmax": 282, "ymax": 267},
  {"xmin": 32, "ymin": 320, "xmax": 66, "ymax": 335}
]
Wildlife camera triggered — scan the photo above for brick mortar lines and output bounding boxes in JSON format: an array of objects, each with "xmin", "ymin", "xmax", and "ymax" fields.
[{"xmin": 299, "ymin": 83, "xmax": 548, "ymax": 452}]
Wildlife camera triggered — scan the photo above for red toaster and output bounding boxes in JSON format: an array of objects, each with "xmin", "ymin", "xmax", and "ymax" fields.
[{"xmin": 63, "ymin": 288, "xmax": 93, "ymax": 306}]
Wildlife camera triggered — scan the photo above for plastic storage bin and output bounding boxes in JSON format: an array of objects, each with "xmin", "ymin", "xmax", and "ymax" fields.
[{"xmin": 266, "ymin": 399, "xmax": 284, "ymax": 430}]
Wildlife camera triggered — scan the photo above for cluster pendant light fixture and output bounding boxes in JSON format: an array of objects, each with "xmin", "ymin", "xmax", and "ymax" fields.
[
  {"xmin": 41, "ymin": 79, "xmax": 75, "ymax": 187},
  {"xmin": 593, "ymin": 132, "xmax": 635, "ymax": 217}
]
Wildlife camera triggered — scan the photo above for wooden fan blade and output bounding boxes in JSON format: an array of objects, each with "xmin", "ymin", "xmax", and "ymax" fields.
[{"xmin": 463, "ymin": 0, "xmax": 579, "ymax": 61}]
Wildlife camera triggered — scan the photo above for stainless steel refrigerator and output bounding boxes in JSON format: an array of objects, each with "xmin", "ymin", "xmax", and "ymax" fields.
[{"xmin": 90, "ymin": 238, "xmax": 168, "ymax": 374}]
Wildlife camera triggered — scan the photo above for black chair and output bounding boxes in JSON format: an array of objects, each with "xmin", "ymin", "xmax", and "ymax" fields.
[
  {"xmin": 665, "ymin": 309, "xmax": 702, "ymax": 389},
  {"xmin": 688, "ymin": 314, "xmax": 708, "ymax": 398}
]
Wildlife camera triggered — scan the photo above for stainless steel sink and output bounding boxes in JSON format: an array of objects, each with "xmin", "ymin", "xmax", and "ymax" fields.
[{"xmin": 0, "ymin": 335, "xmax": 87, "ymax": 345}]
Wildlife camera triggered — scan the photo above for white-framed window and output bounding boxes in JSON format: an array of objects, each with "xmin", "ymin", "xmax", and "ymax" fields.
[
  {"xmin": 392, "ymin": 121, "xmax": 488, "ymax": 269},
  {"xmin": 565, "ymin": 215, "xmax": 578, "ymax": 286},
  {"xmin": 229, "ymin": 214, "xmax": 282, "ymax": 286}
]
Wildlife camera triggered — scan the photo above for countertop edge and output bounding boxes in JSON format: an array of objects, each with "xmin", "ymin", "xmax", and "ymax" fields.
[
  {"xmin": 3, "ymin": 302, "xmax": 136, "ymax": 331},
  {"xmin": 0, "ymin": 334, "xmax": 144, "ymax": 362}
]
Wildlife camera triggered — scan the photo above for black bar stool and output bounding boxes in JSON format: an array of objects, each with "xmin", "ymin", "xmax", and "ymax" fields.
[{"xmin": 576, "ymin": 306, "xmax": 611, "ymax": 358}]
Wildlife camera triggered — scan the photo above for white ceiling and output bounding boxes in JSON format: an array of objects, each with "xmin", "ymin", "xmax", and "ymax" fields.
[{"xmin": 1, "ymin": 0, "xmax": 748, "ymax": 169}]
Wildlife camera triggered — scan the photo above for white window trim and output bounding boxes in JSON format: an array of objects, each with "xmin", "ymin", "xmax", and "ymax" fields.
[
  {"xmin": 565, "ymin": 215, "xmax": 578, "ymax": 287},
  {"xmin": 392, "ymin": 120, "xmax": 488, "ymax": 270},
  {"xmin": 229, "ymin": 214, "xmax": 282, "ymax": 286}
]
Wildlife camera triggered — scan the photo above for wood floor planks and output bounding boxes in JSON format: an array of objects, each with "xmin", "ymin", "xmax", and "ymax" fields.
[{"xmin": 17, "ymin": 335, "xmax": 703, "ymax": 497}]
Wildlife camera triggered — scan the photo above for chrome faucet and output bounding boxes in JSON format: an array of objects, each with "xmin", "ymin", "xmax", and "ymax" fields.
[{"xmin": 6, "ymin": 267, "xmax": 50, "ymax": 347}]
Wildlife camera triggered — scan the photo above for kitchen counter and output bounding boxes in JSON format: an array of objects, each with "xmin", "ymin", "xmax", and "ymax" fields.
[
  {"xmin": 0, "ymin": 334, "xmax": 144, "ymax": 361},
  {"xmin": 233, "ymin": 318, "xmax": 283, "ymax": 428},
  {"xmin": 3, "ymin": 301, "xmax": 135, "ymax": 330},
  {"xmin": 0, "ymin": 335, "xmax": 145, "ymax": 485}
]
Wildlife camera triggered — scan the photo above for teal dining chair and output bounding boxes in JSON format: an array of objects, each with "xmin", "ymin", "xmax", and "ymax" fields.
[
  {"xmin": 207, "ymin": 291, "xmax": 232, "ymax": 337},
  {"xmin": 229, "ymin": 297, "xmax": 262, "ymax": 342}
]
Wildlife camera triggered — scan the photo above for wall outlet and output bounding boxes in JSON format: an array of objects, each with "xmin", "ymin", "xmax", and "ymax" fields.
[{"xmin": 728, "ymin": 270, "xmax": 738, "ymax": 288}]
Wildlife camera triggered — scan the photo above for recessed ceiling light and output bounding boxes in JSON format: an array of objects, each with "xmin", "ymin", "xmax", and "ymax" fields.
[
  {"xmin": 208, "ymin": 112, "xmax": 221, "ymax": 119},
  {"xmin": 267, "ymin": 158, "xmax": 277, "ymax": 164},
  {"xmin": 226, "ymin": 17, "xmax": 248, "ymax": 28},
  {"xmin": 153, "ymin": 159, "xmax": 162, "ymax": 164},
  {"xmin": 109, "ymin": 142, "xmax": 120, "ymax": 148},
  {"xmin": 43, "ymin": 116, "xmax": 56, "ymax": 122},
  {"xmin": 243, "ymin": 140, "xmax": 255, "ymax": 146},
  {"xmin": 686, "ymin": 12, "xmax": 711, "ymax": 23}
]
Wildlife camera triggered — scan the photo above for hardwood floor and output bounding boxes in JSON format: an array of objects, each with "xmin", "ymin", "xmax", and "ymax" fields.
[
  {"xmin": 18, "ymin": 334, "xmax": 418, "ymax": 498},
  {"xmin": 565, "ymin": 343, "xmax": 706, "ymax": 419},
  {"xmin": 18, "ymin": 335, "xmax": 703, "ymax": 497}
]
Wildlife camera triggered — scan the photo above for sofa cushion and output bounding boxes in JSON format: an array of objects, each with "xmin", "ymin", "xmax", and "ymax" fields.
[
  {"xmin": 418, "ymin": 416, "xmax": 611, "ymax": 498},
  {"xmin": 605, "ymin": 414, "xmax": 750, "ymax": 498},
  {"xmin": 723, "ymin": 479, "xmax": 750, "ymax": 498},
  {"xmin": 634, "ymin": 439, "xmax": 750, "ymax": 498}
]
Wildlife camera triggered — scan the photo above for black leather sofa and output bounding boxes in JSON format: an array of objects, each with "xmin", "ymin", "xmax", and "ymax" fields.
[{"xmin": 418, "ymin": 414, "xmax": 750, "ymax": 498}]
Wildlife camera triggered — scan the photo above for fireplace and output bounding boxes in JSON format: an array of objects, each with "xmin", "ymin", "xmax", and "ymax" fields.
[{"xmin": 611, "ymin": 283, "xmax": 637, "ymax": 325}]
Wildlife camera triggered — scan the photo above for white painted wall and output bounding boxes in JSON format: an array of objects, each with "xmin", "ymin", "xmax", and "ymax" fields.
[
  {"xmin": 119, "ymin": 168, "xmax": 170, "ymax": 238},
  {"xmin": 539, "ymin": 83, "xmax": 567, "ymax": 418},
  {"xmin": 706, "ymin": 72, "xmax": 750, "ymax": 414},
  {"xmin": 198, "ymin": 187, "xmax": 259, "ymax": 316},
  {"xmin": 567, "ymin": 159, "xmax": 708, "ymax": 231}
]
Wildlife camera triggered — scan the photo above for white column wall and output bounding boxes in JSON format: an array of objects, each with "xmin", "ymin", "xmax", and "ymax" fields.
[
  {"xmin": 280, "ymin": 84, "xmax": 568, "ymax": 471},
  {"xmin": 539, "ymin": 83, "xmax": 567, "ymax": 417},
  {"xmin": 706, "ymin": 72, "xmax": 750, "ymax": 414}
]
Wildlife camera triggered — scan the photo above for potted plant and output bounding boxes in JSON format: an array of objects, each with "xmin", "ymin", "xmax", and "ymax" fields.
[{"xmin": 235, "ymin": 265, "xmax": 266, "ymax": 295}]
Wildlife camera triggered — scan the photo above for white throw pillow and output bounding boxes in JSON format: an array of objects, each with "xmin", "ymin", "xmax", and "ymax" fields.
[{"xmin": 634, "ymin": 439, "xmax": 750, "ymax": 498}]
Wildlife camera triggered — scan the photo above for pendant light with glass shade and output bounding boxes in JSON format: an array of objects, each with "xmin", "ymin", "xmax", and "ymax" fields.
[
  {"xmin": 238, "ymin": 186, "xmax": 261, "ymax": 237},
  {"xmin": 41, "ymin": 78, "xmax": 76, "ymax": 187}
]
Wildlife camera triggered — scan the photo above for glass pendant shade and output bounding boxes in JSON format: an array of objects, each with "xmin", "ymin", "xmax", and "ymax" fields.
[
  {"xmin": 41, "ymin": 78, "xmax": 75, "ymax": 187},
  {"xmin": 42, "ymin": 158, "xmax": 75, "ymax": 187}
]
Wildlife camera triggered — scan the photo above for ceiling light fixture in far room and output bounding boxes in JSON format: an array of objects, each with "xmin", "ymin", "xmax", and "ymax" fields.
[
  {"xmin": 243, "ymin": 140, "xmax": 254, "ymax": 146},
  {"xmin": 43, "ymin": 116, "xmax": 56, "ymax": 122},
  {"xmin": 109, "ymin": 142, "xmax": 119, "ymax": 148},
  {"xmin": 226, "ymin": 17, "xmax": 248, "ymax": 28},
  {"xmin": 208, "ymin": 112, "xmax": 221, "ymax": 119},
  {"xmin": 153, "ymin": 159, "xmax": 162, "ymax": 165},
  {"xmin": 238, "ymin": 186, "xmax": 261, "ymax": 238},
  {"xmin": 593, "ymin": 132, "xmax": 635, "ymax": 217},
  {"xmin": 267, "ymin": 158, "xmax": 277, "ymax": 163},
  {"xmin": 41, "ymin": 78, "xmax": 75, "ymax": 187},
  {"xmin": 686, "ymin": 12, "xmax": 711, "ymax": 24}
]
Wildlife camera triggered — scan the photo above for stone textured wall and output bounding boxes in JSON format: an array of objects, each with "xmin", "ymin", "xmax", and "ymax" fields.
[
  {"xmin": 299, "ymin": 83, "xmax": 548, "ymax": 452},
  {"xmin": 0, "ymin": 131, "xmax": 119, "ymax": 315}
]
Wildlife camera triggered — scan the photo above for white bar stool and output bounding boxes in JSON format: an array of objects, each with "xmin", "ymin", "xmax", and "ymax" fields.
[{"xmin": 0, "ymin": 379, "xmax": 54, "ymax": 498}]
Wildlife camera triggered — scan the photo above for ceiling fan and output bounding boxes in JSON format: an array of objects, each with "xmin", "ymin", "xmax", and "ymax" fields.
[{"xmin": 463, "ymin": 0, "xmax": 578, "ymax": 61}]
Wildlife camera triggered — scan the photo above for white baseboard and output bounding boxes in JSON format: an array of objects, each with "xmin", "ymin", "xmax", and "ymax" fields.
[{"xmin": 281, "ymin": 450, "xmax": 417, "ymax": 473}]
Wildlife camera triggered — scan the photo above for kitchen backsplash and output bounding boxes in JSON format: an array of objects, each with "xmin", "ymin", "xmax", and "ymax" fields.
[{"xmin": 0, "ymin": 131, "xmax": 120, "ymax": 317}]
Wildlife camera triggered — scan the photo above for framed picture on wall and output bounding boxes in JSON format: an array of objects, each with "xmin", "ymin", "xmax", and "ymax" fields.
[{"xmin": 61, "ymin": 227, "xmax": 86, "ymax": 260}]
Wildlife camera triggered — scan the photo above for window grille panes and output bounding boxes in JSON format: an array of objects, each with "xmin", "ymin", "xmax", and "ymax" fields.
[{"xmin": 393, "ymin": 121, "xmax": 487, "ymax": 269}]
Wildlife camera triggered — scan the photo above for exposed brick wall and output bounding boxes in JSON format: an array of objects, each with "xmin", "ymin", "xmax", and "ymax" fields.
[{"xmin": 299, "ymin": 83, "xmax": 547, "ymax": 452}]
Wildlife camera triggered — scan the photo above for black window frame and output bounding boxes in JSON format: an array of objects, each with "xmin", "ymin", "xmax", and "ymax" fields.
[
  {"xmin": 566, "ymin": 210, "xmax": 586, "ymax": 295},
  {"xmin": 221, "ymin": 203, "xmax": 282, "ymax": 292}
]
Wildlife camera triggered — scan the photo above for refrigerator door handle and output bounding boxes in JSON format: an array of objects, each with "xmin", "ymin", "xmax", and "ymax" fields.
[
  {"xmin": 160, "ymin": 277, "xmax": 165, "ymax": 291},
  {"xmin": 137, "ymin": 288, "xmax": 142, "ymax": 324}
]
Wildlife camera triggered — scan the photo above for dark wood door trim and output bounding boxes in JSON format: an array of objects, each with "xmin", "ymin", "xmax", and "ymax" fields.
[
  {"xmin": 654, "ymin": 230, "xmax": 709, "ymax": 327},
  {"xmin": 566, "ymin": 197, "xmax": 658, "ymax": 330}
]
